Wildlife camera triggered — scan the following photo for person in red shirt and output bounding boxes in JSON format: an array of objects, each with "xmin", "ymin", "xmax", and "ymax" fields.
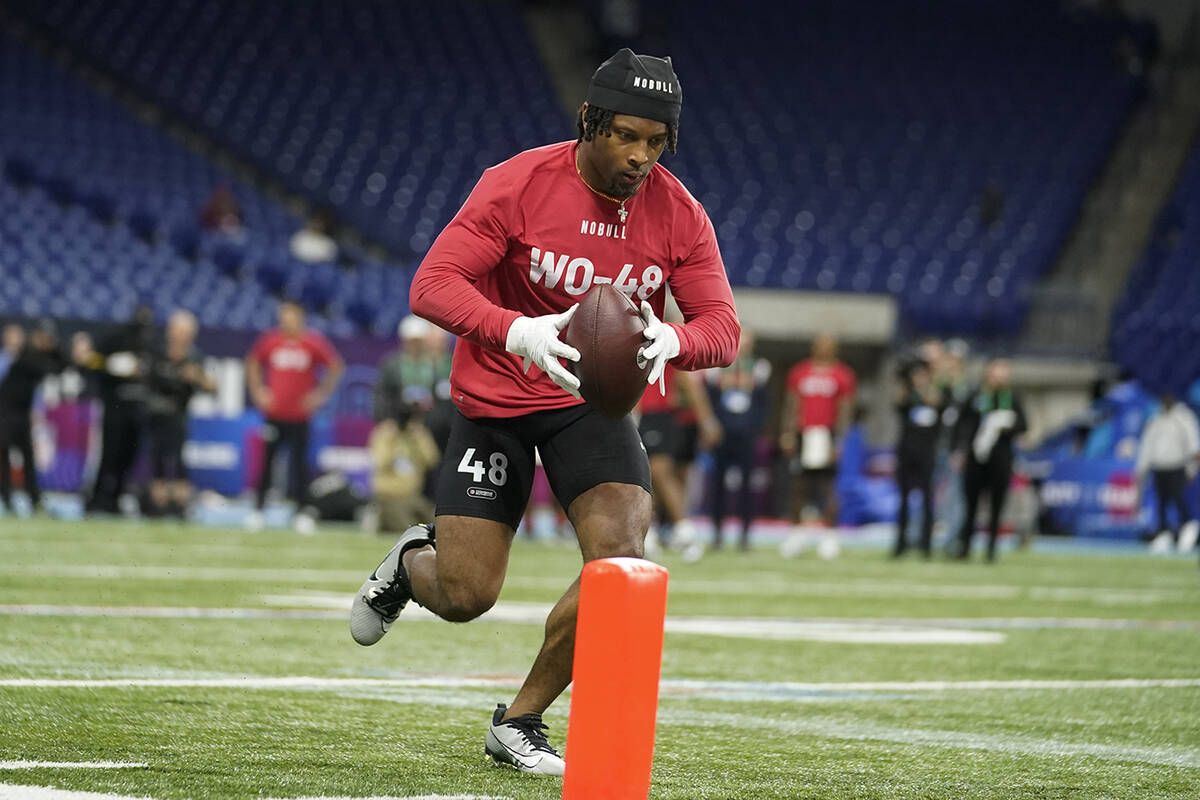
[
  {"xmin": 244, "ymin": 301, "xmax": 344, "ymax": 530},
  {"xmin": 349, "ymin": 49, "xmax": 739, "ymax": 774},
  {"xmin": 780, "ymin": 333, "xmax": 857, "ymax": 532}
]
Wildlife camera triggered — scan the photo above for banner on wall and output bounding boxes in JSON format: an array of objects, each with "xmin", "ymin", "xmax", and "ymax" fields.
[{"xmin": 1027, "ymin": 455, "xmax": 1151, "ymax": 539}]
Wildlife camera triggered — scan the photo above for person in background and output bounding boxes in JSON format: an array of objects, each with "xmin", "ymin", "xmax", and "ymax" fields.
[
  {"xmin": 422, "ymin": 325, "xmax": 456, "ymax": 469},
  {"xmin": 245, "ymin": 300, "xmax": 344, "ymax": 533},
  {"xmin": 675, "ymin": 370, "xmax": 722, "ymax": 550},
  {"xmin": 375, "ymin": 316, "xmax": 455, "ymax": 499},
  {"xmin": 952, "ymin": 358, "xmax": 1027, "ymax": 561},
  {"xmin": 367, "ymin": 400, "xmax": 440, "ymax": 533},
  {"xmin": 1136, "ymin": 392, "xmax": 1200, "ymax": 553},
  {"xmin": 933, "ymin": 338, "xmax": 971, "ymax": 546},
  {"xmin": 892, "ymin": 358, "xmax": 945, "ymax": 558},
  {"xmin": 0, "ymin": 323, "xmax": 24, "ymax": 382},
  {"xmin": 199, "ymin": 185, "xmax": 243, "ymax": 234},
  {"xmin": 0, "ymin": 319, "xmax": 66, "ymax": 514},
  {"xmin": 145, "ymin": 310, "xmax": 216, "ymax": 519},
  {"xmin": 289, "ymin": 208, "xmax": 339, "ymax": 264},
  {"xmin": 779, "ymin": 333, "xmax": 856, "ymax": 556},
  {"xmin": 637, "ymin": 366, "xmax": 719, "ymax": 557},
  {"xmin": 706, "ymin": 327, "xmax": 770, "ymax": 552},
  {"xmin": 375, "ymin": 316, "xmax": 439, "ymax": 425},
  {"xmin": 85, "ymin": 305, "xmax": 156, "ymax": 515}
]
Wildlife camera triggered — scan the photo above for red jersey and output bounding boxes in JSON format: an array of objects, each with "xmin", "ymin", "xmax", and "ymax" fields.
[
  {"xmin": 409, "ymin": 141, "xmax": 740, "ymax": 418},
  {"xmin": 786, "ymin": 359, "xmax": 856, "ymax": 430},
  {"xmin": 248, "ymin": 329, "xmax": 339, "ymax": 422}
]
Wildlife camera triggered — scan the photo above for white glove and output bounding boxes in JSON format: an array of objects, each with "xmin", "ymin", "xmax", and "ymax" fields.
[
  {"xmin": 505, "ymin": 305, "xmax": 581, "ymax": 398},
  {"xmin": 639, "ymin": 301, "xmax": 681, "ymax": 396}
]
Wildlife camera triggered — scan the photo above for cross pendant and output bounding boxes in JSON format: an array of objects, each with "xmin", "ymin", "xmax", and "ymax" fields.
[{"xmin": 617, "ymin": 203, "xmax": 628, "ymax": 224}]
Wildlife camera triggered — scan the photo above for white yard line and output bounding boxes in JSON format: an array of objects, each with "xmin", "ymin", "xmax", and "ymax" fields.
[
  {"xmin": 0, "ymin": 787, "xmax": 151, "ymax": 800},
  {"xmin": 3, "ymin": 674, "xmax": 1199, "ymax": 694},
  {"xmin": 665, "ymin": 709, "xmax": 1200, "ymax": 769},
  {"xmin": 9, "ymin": 595, "xmax": 1200, "ymax": 634},
  {"xmin": 0, "ymin": 564, "xmax": 1181, "ymax": 604},
  {"xmin": 0, "ymin": 604, "xmax": 346, "ymax": 621},
  {"xmin": 265, "ymin": 591, "xmax": 1200, "ymax": 631},
  {"xmin": 0, "ymin": 789, "xmax": 507, "ymax": 800},
  {"xmin": 0, "ymin": 762, "xmax": 147, "ymax": 770},
  {"xmin": 0, "ymin": 600, "xmax": 1003, "ymax": 644}
]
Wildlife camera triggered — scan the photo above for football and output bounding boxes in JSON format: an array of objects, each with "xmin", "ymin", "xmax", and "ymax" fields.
[{"xmin": 563, "ymin": 284, "xmax": 651, "ymax": 418}]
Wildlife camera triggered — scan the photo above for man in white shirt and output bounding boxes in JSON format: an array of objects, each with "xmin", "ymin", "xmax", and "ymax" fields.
[{"xmin": 1136, "ymin": 393, "xmax": 1200, "ymax": 551}]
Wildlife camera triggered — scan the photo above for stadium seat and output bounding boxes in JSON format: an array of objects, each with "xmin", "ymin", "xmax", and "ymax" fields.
[{"xmin": 1111, "ymin": 141, "xmax": 1200, "ymax": 391}]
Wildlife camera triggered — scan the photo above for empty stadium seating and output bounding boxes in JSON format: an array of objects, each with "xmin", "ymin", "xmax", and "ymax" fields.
[
  {"xmin": 11, "ymin": 0, "xmax": 569, "ymax": 259},
  {"xmin": 655, "ymin": 0, "xmax": 1145, "ymax": 333},
  {"xmin": 0, "ymin": 30, "xmax": 414, "ymax": 335},
  {"xmin": 1, "ymin": 0, "xmax": 1151, "ymax": 337},
  {"xmin": 1110, "ymin": 139, "xmax": 1200, "ymax": 392}
]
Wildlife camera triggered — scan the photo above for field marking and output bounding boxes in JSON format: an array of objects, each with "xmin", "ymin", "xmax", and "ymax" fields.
[
  {"xmin": 264, "ymin": 593, "xmax": 1005, "ymax": 644},
  {"xmin": 0, "ymin": 789, "xmax": 507, "ymax": 800},
  {"xmin": 0, "ymin": 604, "xmax": 346, "ymax": 621},
  {"xmin": 0, "ymin": 762, "xmax": 147, "ymax": 770},
  {"xmin": 4, "ymin": 598, "xmax": 1197, "ymax": 636},
  {"xmin": 0, "ymin": 600, "xmax": 1003, "ymax": 645},
  {"xmin": 0, "ymin": 787, "xmax": 148, "ymax": 800},
  {"xmin": 667, "ymin": 710, "xmax": 1200, "ymax": 769},
  {"xmin": 0, "ymin": 563, "xmax": 1185, "ymax": 604},
  {"xmin": 3, "ymin": 675, "xmax": 1199, "ymax": 695}
]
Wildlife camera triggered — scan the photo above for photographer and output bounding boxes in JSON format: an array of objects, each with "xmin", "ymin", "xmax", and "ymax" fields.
[{"xmin": 367, "ymin": 401, "xmax": 439, "ymax": 533}]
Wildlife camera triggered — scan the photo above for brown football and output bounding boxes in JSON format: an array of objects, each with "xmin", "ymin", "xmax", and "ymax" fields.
[{"xmin": 563, "ymin": 284, "xmax": 651, "ymax": 418}]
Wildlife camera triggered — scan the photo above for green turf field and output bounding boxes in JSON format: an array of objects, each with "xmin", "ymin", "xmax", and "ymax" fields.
[{"xmin": 1, "ymin": 518, "xmax": 1199, "ymax": 799}]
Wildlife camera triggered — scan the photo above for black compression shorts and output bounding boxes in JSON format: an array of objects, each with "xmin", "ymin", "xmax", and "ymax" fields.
[{"xmin": 435, "ymin": 404, "xmax": 652, "ymax": 530}]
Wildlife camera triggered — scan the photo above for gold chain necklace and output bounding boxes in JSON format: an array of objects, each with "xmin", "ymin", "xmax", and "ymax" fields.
[{"xmin": 575, "ymin": 154, "xmax": 629, "ymax": 223}]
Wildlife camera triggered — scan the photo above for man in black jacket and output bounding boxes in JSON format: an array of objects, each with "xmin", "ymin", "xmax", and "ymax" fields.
[
  {"xmin": 145, "ymin": 310, "xmax": 215, "ymax": 518},
  {"xmin": 0, "ymin": 319, "xmax": 66, "ymax": 513},
  {"xmin": 952, "ymin": 358, "xmax": 1027, "ymax": 561},
  {"xmin": 892, "ymin": 358, "xmax": 946, "ymax": 558},
  {"xmin": 85, "ymin": 306, "xmax": 155, "ymax": 514}
]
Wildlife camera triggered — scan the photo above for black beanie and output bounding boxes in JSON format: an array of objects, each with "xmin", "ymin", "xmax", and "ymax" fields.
[{"xmin": 586, "ymin": 48, "xmax": 682, "ymax": 127}]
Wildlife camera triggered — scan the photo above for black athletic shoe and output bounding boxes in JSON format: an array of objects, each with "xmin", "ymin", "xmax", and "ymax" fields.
[{"xmin": 349, "ymin": 523, "xmax": 434, "ymax": 645}]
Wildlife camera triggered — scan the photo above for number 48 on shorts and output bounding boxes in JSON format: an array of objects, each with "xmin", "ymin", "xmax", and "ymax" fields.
[{"xmin": 457, "ymin": 447, "xmax": 509, "ymax": 499}]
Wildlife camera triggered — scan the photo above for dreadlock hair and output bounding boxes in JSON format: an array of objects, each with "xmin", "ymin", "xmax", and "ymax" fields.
[{"xmin": 577, "ymin": 104, "xmax": 678, "ymax": 155}]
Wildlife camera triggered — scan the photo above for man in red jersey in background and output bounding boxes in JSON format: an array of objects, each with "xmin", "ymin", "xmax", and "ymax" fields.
[
  {"xmin": 779, "ymin": 333, "xmax": 856, "ymax": 558},
  {"xmin": 349, "ymin": 49, "xmax": 739, "ymax": 774},
  {"xmin": 244, "ymin": 300, "xmax": 344, "ymax": 532}
]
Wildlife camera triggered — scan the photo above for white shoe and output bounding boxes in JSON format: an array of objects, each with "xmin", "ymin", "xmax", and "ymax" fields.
[
  {"xmin": 643, "ymin": 526, "xmax": 662, "ymax": 557},
  {"xmin": 359, "ymin": 505, "xmax": 380, "ymax": 535},
  {"xmin": 672, "ymin": 518, "xmax": 698, "ymax": 550},
  {"xmin": 244, "ymin": 511, "xmax": 265, "ymax": 532},
  {"xmin": 350, "ymin": 524, "xmax": 434, "ymax": 646},
  {"xmin": 780, "ymin": 529, "xmax": 809, "ymax": 559},
  {"xmin": 293, "ymin": 511, "xmax": 317, "ymax": 536},
  {"xmin": 681, "ymin": 541, "xmax": 705, "ymax": 563},
  {"xmin": 817, "ymin": 532, "xmax": 841, "ymax": 560},
  {"xmin": 1150, "ymin": 531, "xmax": 1174, "ymax": 554},
  {"xmin": 1179, "ymin": 521, "xmax": 1199, "ymax": 552},
  {"xmin": 485, "ymin": 704, "xmax": 565, "ymax": 775}
]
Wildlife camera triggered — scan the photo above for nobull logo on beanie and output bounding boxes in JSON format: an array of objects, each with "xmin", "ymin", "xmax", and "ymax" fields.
[{"xmin": 631, "ymin": 76, "xmax": 675, "ymax": 94}]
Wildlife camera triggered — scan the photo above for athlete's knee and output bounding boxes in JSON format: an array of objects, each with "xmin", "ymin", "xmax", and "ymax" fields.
[
  {"xmin": 437, "ymin": 575, "xmax": 501, "ymax": 623},
  {"xmin": 573, "ymin": 485, "xmax": 652, "ymax": 560}
]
